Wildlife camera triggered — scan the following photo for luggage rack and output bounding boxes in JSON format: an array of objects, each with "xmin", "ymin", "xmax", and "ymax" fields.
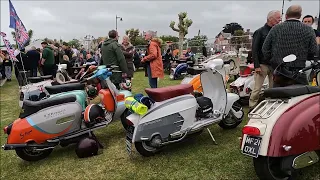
[{"xmin": 249, "ymin": 99, "xmax": 288, "ymax": 119}]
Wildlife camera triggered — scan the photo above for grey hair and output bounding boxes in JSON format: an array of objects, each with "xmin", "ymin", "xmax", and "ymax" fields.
[
  {"xmin": 146, "ymin": 30, "xmax": 156, "ymax": 38},
  {"xmin": 122, "ymin": 35, "xmax": 130, "ymax": 41},
  {"xmin": 31, "ymin": 46, "xmax": 36, "ymax": 50},
  {"xmin": 267, "ymin": 10, "xmax": 280, "ymax": 20}
]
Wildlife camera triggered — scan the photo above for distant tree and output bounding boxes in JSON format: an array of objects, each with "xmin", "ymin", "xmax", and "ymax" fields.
[
  {"xmin": 231, "ymin": 30, "xmax": 247, "ymax": 50},
  {"xmin": 188, "ymin": 35, "xmax": 208, "ymax": 47},
  {"xmin": 159, "ymin": 35, "xmax": 179, "ymax": 43},
  {"xmin": 134, "ymin": 36, "xmax": 148, "ymax": 46},
  {"xmin": 125, "ymin": 28, "xmax": 140, "ymax": 45},
  {"xmin": 222, "ymin": 22, "xmax": 244, "ymax": 35},
  {"xmin": 169, "ymin": 12, "xmax": 193, "ymax": 56},
  {"xmin": 11, "ymin": 29, "xmax": 34, "ymax": 46},
  {"xmin": 68, "ymin": 39, "xmax": 81, "ymax": 49}
]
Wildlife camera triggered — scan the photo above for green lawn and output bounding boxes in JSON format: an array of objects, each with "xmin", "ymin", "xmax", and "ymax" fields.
[{"xmin": 0, "ymin": 70, "xmax": 319, "ymax": 180}]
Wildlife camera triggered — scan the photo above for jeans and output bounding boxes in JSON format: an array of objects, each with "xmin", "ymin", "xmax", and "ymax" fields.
[
  {"xmin": 146, "ymin": 64, "xmax": 157, "ymax": 88},
  {"xmin": 4, "ymin": 66, "xmax": 12, "ymax": 79},
  {"xmin": 30, "ymin": 68, "xmax": 38, "ymax": 77}
]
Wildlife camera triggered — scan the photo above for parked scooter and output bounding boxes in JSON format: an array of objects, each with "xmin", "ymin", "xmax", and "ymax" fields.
[
  {"xmin": 169, "ymin": 57, "xmax": 195, "ymax": 80},
  {"xmin": 240, "ymin": 54, "xmax": 320, "ymax": 180},
  {"xmin": 18, "ymin": 66, "xmax": 98, "ymax": 108},
  {"xmin": 2, "ymin": 66, "xmax": 132, "ymax": 161},
  {"xmin": 229, "ymin": 64, "xmax": 269, "ymax": 105},
  {"xmin": 125, "ymin": 59, "xmax": 244, "ymax": 157}
]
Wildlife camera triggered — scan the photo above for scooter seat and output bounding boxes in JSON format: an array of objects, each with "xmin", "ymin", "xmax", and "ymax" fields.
[
  {"xmin": 145, "ymin": 84, "xmax": 193, "ymax": 102},
  {"xmin": 28, "ymin": 75, "xmax": 53, "ymax": 83},
  {"xmin": 264, "ymin": 85, "xmax": 320, "ymax": 99},
  {"xmin": 19, "ymin": 95, "xmax": 77, "ymax": 118},
  {"xmin": 45, "ymin": 83, "xmax": 85, "ymax": 94}
]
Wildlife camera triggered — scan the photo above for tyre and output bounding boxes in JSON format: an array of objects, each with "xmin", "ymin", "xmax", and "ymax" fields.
[
  {"xmin": 134, "ymin": 141, "xmax": 160, "ymax": 157},
  {"xmin": 253, "ymin": 156, "xmax": 295, "ymax": 180},
  {"xmin": 219, "ymin": 102, "xmax": 244, "ymax": 129},
  {"xmin": 15, "ymin": 147, "xmax": 53, "ymax": 161},
  {"xmin": 120, "ymin": 109, "xmax": 131, "ymax": 131}
]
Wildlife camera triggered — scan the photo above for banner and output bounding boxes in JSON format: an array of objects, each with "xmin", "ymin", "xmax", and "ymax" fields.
[
  {"xmin": 9, "ymin": 0, "xmax": 29, "ymax": 49},
  {"xmin": 0, "ymin": 32, "xmax": 18, "ymax": 62}
]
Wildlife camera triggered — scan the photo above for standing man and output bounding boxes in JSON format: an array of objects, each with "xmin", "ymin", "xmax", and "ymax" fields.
[
  {"xmin": 249, "ymin": 10, "xmax": 281, "ymax": 109},
  {"xmin": 141, "ymin": 31, "xmax": 164, "ymax": 88},
  {"xmin": 100, "ymin": 30, "xmax": 128, "ymax": 89},
  {"xmin": 262, "ymin": 5, "xmax": 318, "ymax": 87},
  {"xmin": 26, "ymin": 46, "xmax": 40, "ymax": 77},
  {"xmin": 41, "ymin": 42, "xmax": 56, "ymax": 77},
  {"xmin": 302, "ymin": 15, "xmax": 320, "ymax": 44}
]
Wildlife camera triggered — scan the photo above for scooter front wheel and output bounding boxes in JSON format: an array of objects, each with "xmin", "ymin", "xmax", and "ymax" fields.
[
  {"xmin": 253, "ymin": 156, "xmax": 295, "ymax": 180},
  {"xmin": 134, "ymin": 141, "xmax": 161, "ymax": 157},
  {"xmin": 15, "ymin": 147, "xmax": 53, "ymax": 161},
  {"xmin": 218, "ymin": 102, "xmax": 244, "ymax": 129}
]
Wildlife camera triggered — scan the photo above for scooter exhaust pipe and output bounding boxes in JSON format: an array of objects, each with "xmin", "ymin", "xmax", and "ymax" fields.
[{"xmin": 2, "ymin": 142, "xmax": 58, "ymax": 150}]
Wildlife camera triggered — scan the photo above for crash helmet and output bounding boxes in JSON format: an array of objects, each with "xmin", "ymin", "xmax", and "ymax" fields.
[
  {"xmin": 83, "ymin": 104, "xmax": 105, "ymax": 127},
  {"xmin": 75, "ymin": 137, "xmax": 99, "ymax": 158},
  {"xmin": 120, "ymin": 79, "xmax": 132, "ymax": 90},
  {"xmin": 86, "ymin": 85, "xmax": 98, "ymax": 99}
]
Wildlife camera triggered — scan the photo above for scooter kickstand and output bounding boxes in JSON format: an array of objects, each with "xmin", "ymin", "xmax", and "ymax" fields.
[{"xmin": 207, "ymin": 128, "xmax": 218, "ymax": 145}]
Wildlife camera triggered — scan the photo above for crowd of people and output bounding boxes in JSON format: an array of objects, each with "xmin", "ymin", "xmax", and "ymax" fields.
[
  {"xmin": 0, "ymin": 4, "xmax": 319, "ymax": 95},
  {"xmin": 249, "ymin": 5, "xmax": 319, "ymax": 111}
]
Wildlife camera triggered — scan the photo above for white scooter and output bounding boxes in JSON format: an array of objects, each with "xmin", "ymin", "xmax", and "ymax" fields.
[
  {"xmin": 125, "ymin": 59, "xmax": 244, "ymax": 157},
  {"xmin": 240, "ymin": 55, "xmax": 320, "ymax": 180}
]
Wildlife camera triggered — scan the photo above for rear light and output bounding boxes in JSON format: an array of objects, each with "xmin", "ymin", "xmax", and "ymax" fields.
[
  {"xmin": 242, "ymin": 126, "xmax": 260, "ymax": 136},
  {"xmin": 126, "ymin": 119, "xmax": 134, "ymax": 126}
]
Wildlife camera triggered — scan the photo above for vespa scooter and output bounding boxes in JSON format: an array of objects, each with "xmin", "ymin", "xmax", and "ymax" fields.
[
  {"xmin": 240, "ymin": 54, "xmax": 320, "ymax": 180},
  {"xmin": 2, "ymin": 66, "xmax": 131, "ymax": 161},
  {"xmin": 125, "ymin": 59, "xmax": 244, "ymax": 157}
]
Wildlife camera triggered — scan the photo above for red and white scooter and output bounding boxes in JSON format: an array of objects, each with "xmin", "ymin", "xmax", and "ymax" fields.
[{"xmin": 240, "ymin": 54, "xmax": 320, "ymax": 180}]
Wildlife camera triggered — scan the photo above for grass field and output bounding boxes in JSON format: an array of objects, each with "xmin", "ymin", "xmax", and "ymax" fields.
[{"xmin": 0, "ymin": 70, "xmax": 319, "ymax": 180}]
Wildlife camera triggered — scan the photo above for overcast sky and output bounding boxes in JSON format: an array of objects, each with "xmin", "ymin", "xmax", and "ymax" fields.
[{"xmin": 0, "ymin": 0, "xmax": 318, "ymax": 44}]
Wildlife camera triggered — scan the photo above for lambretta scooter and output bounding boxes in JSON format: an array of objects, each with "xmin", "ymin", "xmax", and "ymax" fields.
[
  {"xmin": 240, "ymin": 54, "xmax": 320, "ymax": 180},
  {"xmin": 125, "ymin": 59, "xmax": 244, "ymax": 157},
  {"xmin": 2, "ymin": 66, "xmax": 132, "ymax": 161}
]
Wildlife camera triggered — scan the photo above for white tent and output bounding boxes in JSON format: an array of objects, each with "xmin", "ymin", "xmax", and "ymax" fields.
[{"xmin": 25, "ymin": 39, "xmax": 43, "ymax": 51}]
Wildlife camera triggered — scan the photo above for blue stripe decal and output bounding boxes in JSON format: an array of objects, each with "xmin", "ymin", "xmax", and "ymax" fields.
[{"xmin": 26, "ymin": 117, "xmax": 52, "ymax": 134}]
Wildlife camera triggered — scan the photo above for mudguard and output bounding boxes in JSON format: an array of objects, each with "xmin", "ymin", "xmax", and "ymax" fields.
[{"xmin": 267, "ymin": 94, "xmax": 320, "ymax": 157}]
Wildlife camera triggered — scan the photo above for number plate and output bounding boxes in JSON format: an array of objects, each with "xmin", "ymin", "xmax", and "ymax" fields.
[
  {"xmin": 242, "ymin": 136, "xmax": 262, "ymax": 158},
  {"xmin": 125, "ymin": 126, "xmax": 134, "ymax": 155}
]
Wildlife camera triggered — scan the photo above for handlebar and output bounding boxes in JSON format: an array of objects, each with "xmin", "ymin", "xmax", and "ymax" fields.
[{"xmin": 298, "ymin": 61, "xmax": 319, "ymax": 73}]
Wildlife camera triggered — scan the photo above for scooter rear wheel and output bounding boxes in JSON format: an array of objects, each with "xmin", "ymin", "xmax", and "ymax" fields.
[
  {"xmin": 253, "ymin": 156, "xmax": 295, "ymax": 180},
  {"xmin": 15, "ymin": 147, "xmax": 53, "ymax": 161}
]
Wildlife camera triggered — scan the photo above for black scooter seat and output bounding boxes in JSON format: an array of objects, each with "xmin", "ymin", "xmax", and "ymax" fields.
[
  {"xmin": 264, "ymin": 85, "xmax": 320, "ymax": 99},
  {"xmin": 45, "ymin": 83, "xmax": 85, "ymax": 94},
  {"xmin": 28, "ymin": 75, "xmax": 53, "ymax": 83},
  {"xmin": 20, "ymin": 95, "xmax": 77, "ymax": 118}
]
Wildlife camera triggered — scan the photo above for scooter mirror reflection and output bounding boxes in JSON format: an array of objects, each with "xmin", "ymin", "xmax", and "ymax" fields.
[{"xmin": 283, "ymin": 54, "xmax": 296, "ymax": 63}]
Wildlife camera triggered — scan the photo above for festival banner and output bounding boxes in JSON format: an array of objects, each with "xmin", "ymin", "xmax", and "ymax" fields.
[
  {"xmin": 9, "ymin": 0, "xmax": 29, "ymax": 49},
  {"xmin": 0, "ymin": 32, "xmax": 18, "ymax": 61}
]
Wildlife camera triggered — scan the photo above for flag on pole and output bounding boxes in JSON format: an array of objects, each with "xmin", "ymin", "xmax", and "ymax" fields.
[
  {"xmin": 0, "ymin": 32, "xmax": 18, "ymax": 61},
  {"xmin": 9, "ymin": 0, "xmax": 29, "ymax": 49}
]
